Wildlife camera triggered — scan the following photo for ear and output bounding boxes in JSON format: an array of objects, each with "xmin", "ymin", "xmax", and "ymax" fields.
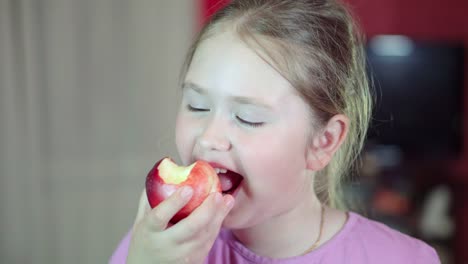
[{"xmin": 306, "ymin": 114, "xmax": 349, "ymax": 171}]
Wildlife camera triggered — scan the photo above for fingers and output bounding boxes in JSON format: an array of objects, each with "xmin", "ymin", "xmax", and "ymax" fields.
[
  {"xmin": 144, "ymin": 186, "xmax": 193, "ymax": 232},
  {"xmin": 168, "ymin": 193, "xmax": 235, "ymax": 242},
  {"xmin": 215, "ymin": 194, "xmax": 234, "ymax": 224},
  {"xmin": 207, "ymin": 194, "xmax": 234, "ymax": 228}
]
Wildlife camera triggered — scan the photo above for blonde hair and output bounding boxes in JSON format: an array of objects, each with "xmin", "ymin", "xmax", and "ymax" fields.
[{"xmin": 180, "ymin": 0, "xmax": 372, "ymax": 209}]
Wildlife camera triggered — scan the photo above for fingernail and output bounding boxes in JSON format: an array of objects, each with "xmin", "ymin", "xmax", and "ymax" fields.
[
  {"xmin": 215, "ymin": 192, "xmax": 223, "ymax": 204},
  {"xmin": 224, "ymin": 195, "xmax": 235, "ymax": 210},
  {"xmin": 180, "ymin": 186, "xmax": 193, "ymax": 199}
]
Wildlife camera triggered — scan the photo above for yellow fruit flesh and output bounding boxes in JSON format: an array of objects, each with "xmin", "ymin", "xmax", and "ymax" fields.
[{"xmin": 158, "ymin": 158, "xmax": 195, "ymax": 184}]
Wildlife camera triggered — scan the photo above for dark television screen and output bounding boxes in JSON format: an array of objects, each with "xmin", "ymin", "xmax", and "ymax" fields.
[{"xmin": 365, "ymin": 36, "xmax": 465, "ymax": 158}]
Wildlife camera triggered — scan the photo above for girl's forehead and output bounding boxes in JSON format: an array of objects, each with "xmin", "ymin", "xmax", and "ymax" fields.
[{"xmin": 185, "ymin": 31, "xmax": 297, "ymax": 105}]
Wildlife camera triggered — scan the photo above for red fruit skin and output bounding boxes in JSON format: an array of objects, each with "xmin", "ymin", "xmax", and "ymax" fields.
[{"xmin": 145, "ymin": 157, "xmax": 221, "ymax": 223}]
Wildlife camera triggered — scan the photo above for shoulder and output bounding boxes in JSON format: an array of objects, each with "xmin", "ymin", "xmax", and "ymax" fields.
[
  {"xmin": 343, "ymin": 212, "xmax": 440, "ymax": 264},
  {"xmin": 109, "ymin": 229, "xmax": 132, "ymax": 264}
]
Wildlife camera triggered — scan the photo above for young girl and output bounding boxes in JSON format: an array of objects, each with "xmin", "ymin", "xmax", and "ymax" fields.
[{"xmin": 110, "ymin": 0, "xmax": 440, "ymax": 263}]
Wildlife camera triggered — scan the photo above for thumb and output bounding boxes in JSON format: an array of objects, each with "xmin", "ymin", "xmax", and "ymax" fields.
[{"xmin": 133, "ymin": 189, "xmax": 151, "ymax": 230}]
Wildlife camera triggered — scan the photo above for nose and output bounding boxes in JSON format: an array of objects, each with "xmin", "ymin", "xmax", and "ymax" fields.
[{"xmin": 197, "ymin": 116, "xmax": 232, "ymax": 152}]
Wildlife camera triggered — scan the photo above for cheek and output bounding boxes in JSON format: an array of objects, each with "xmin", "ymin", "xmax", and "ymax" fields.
[
  {"xmin": 175, "ymin": 112, "xmax": 196, "ymax": 164},
  {"xmin": 244, "ymin": 128, "xmax": 308, "ymax": 188}
]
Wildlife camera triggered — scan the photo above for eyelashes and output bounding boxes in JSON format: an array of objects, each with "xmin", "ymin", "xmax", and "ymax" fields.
[
  {"xmin": 235, "ymin": 116, "xmax": 264, "ymax": 127},
  {"xmin": 186, "ymin": 105, "xmax": 264, "ymax": 128},
  {"xmin": 186, "ymin": 105, "xmax": 209, "ymax": 112}
]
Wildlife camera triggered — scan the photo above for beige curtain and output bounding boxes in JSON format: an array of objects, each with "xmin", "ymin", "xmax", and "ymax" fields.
[{"xmin": 0, "ymin": 0, "xmax": 195, "ymax": 263}]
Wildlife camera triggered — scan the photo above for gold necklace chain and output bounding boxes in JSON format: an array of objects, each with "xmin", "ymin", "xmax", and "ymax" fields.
[{"xmin": 302, "ymin": 205, "xmax": 325, "ymax": 255}]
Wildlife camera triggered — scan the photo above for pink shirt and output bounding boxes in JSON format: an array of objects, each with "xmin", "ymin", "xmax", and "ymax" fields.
[{"xmin": 109, "ymin": 212, "xmax": 440, "ymax": 263}]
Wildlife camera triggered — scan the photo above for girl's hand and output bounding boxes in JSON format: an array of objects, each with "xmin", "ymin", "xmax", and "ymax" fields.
[{"xmin": 126, "ymin": 187, "xmax": 234, "ymax": 264}]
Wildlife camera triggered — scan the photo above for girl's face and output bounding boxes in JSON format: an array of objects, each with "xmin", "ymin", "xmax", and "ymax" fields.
[{"xmin": 176, "ymin": 31, "xmax": 318, "ymax": 229}]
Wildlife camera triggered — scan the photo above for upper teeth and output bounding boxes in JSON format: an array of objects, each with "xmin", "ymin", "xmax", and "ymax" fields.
[{"xmin": 215, "ymin": 168, "xmax": 227, "ymax": 174}]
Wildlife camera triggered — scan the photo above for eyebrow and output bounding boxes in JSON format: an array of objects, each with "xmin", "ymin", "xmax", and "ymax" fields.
[{"xmin": 182, "ymin": 82, "xmax": 274, "ymax": 110}]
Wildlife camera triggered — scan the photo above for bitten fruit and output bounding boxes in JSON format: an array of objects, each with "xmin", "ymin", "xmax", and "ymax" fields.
[{"xmin": 145, "ymin": 157, "xmax": 221, "ymax": 223}]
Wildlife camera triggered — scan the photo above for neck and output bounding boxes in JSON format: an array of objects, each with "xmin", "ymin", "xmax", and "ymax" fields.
[{"xmin": 232, "ymin": 192, "xmax": 323, "ymax": 258}]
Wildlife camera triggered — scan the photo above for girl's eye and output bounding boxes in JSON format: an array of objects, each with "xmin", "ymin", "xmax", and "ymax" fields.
[
  {"xmin": 187, "ymin": 105, "xmax": 209, "ymax": 112},
  {"xmin": 236, "ymin": 116, "xmax": 264, "ymax": 127}
]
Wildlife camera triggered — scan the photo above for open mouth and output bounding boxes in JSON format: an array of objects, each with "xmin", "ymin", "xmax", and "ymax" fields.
[{"xmin": 215, "ymin": 168, "xmax": 244, "ymax": 195}]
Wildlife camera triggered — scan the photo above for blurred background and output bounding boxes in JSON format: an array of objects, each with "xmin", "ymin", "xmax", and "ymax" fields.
[
  {"xmin": 1, "ymin": 0, "xmax": 467, "ymax": 263},
  {"xmin": 1, "ymin": 1, "xmax": 194, "ymax": 263}
]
